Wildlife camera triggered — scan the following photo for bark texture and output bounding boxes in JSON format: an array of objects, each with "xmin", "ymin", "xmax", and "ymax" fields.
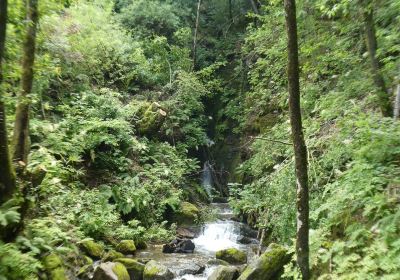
[
  {"xmin": 284, "ymin": 0, "xmax": 310, "ymax": 278},
  {"xmin": 193, "ymin": 0, "xmax": 201, "ymax": 69},
  {"xmin": 394, "ymin": 84, "xmax": 400, "ymax": 119},
  {"xmin": 364, "ymin": 9, "xmax": 392, "ymax": 117},
  {"xmin": 0, "ymin": 0, "xmax": 16, "ymax": 203},
  {"xmin": 12, "ymin": 0, "xmax": 39, "ymax": 164}
]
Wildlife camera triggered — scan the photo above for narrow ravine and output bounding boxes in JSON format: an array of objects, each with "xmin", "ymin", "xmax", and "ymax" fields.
[{"xmin": 136, "ymin": 203, "xmax": 258, "ymax": 280}]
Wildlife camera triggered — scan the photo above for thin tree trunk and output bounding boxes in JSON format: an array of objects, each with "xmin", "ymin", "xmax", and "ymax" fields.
[
  {"xmin": 193, "ymin": 0, "xmax": 201, "ymax": 69},
  {"xmin": 284, "ymin": 0, "xmax": 310, "ymax": 279},
  {"xmin": 228, "ymin": 0, "xmax": 233, "ymax": 22},
  {"xmin": 248, "ymin": 0, "xmax": 259, "ymax": 14},
  {"xmin": 12, "ymin": 0, "xmax": 39, "ymax": 165},
  {"xmin": 0, "ymin": 0, "xmax": 16, "ymax": 204},
  {"xmin": 394, "ymin": 84, "xmax": 400, "ymax": 119},
  {"xmin": 364, "ymin": 9, "xmax": 392, "ymax": 117}
]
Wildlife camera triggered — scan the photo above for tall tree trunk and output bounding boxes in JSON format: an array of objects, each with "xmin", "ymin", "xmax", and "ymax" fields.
[
  {"xmin": 12, "ymin": 0, "xmax": 39, "ymax": 165},
  {"xmin": 394, "ymin": 84, "xmax": 400, "ymax": 119},
  {"xmin": 284, "ymin": 0, "xmax": 310, "ymax": 279},
  {"xmin": 0, "ymin": 0, "xmax": 16, "ymax": 204},
  {"xmin": 248, "ymin": 0, "xmax": 259, "ymax": 14},
  {"xmin": 193, "ymin": 0, "xmax": 201, "ymax": 69},
  {"xmin": 228, "ymin": 0, "xmax": 233, "ymax": 22},
  {"xmin": 364, "ymin": 9, "xmax": 392, "ymax": 117}
]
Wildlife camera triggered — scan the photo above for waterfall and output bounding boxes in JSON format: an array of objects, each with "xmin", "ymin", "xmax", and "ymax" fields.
[{"xmin": 201, "ymin": 161, "xmax": 213, "ymax": 195}]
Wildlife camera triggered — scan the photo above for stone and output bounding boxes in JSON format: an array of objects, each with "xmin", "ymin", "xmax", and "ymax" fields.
[
  {"xmin": 207, "ymin": 259, "xmax": 230, "ymax": 266},
  {"xmin": 80, "ymin": 240, "xmax": 104, "ymax": 259},
  {"xmin": 43, "ymin": 254, "xmax": 68, "ymax": 280},
  {"xmin": 103, "ymin": 250, "xmax": 125, "ymax": 262},
  {"xmin": 93, "ymin": 262, "xmax": 130, "ymax": 280},
  {"xmin": 143, "ymin": 260, "xmax": 174, "ymax": 280},
  {"xmin": 237, "ymin": 243, "xmax": 291, "ymax": 280},
  {"xmin": 178, "ymin": 263, "xmax": 205, "ymax": 276},
  {"xmin": 116, "ymin": 240, "xmax": 136, "ymax": 254},
  {"xmin": 136, "ymin": 240, "xmax": 148, "ymax": 250},
  {"xmin": 115, "ymin": 258, "xmax": 145, "ymax": 280},
  {"xmin": 216, "ymin": 248, "xmax": 247, "ymax": 265},
  {"xmin": 162, "ymin": 238, "xmax": 195, "ymax": 253},
  {"xmin": 172, "ymin": 202, "xmax": 199, "ymax": 225},
  {"xmin": 176, "ymin": 227, "xmax": 196, "ymax": 239},
  {"xmin": 208, "ymin": 265, "xmax": 239, "ymax": 280},
  {"xmin": 237, "ymin": 236, "xmax": 258, "ymax": 245}
]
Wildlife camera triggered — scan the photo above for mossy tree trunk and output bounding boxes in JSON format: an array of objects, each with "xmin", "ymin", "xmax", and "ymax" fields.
[
  {"xmin": 0, "ymin": 0, "xmax": 16, "ymax": 204},
  {"xmin": 12, "ymin": 0, "xmax": 39, "ymax": 165},
  {"xmin": 284, "ymin": 0, "xmax": 310, "ymax": 278},
  {"xmin": 364, "ymin": 8, "xmax": 392, "ymax": 117}
]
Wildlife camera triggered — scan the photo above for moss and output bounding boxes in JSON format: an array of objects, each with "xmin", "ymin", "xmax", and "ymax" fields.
[
  {"xmin": 143, "ymin": 260, "xmax": 174, "ymax": 280},
  {"xmin": 135, "ymin": 240, "xmax": 148, "ymax": 250},
  {"xmin": 49, "ymin": 267, "xmax": 68, "ymax": 280},
  {"xmin": 80, "ymin": 240, "xmax": 104, "ymax": 258},
  {"xmin": 43, "ymin": 254, "xmax": 68, "ymax": 280},
  {"xmin": 116, "ymin": 240, "xmax": 136, "ymax": 254},
  {"xmin": 208, "ymin": 265, "xmax": 239, "ymax": 280},
  {"xmin": 173, "ymin": 202, "xmax": 199, "ymax": 225},
  {"xmin": 103, "ymin": 250, "xmax": 124, "ymax": 262},
  {"xmin": 115, "ymin": 258, "xmax": 145, "ymax": 279},
  {"xmin": 237, "ymin": 243, "xmax": 290, "ymax": 280},
  {"xmin": 216, "ymin": 248, "xmax": 247, "ymax": 264},
  {"xmin": 112, "ymin": 262, "xmax": 130, "ymax": 280}
]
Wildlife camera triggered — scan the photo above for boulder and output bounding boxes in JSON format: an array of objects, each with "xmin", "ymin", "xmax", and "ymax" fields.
[
  {"xmin": 116, "ymin": 240, "xmax": 136, "ymax": 254},
  {"xmin": 162, "ymin": 238, "xmax": 195, "ymax": 253},
  {"xmin": 136, "ymin": 240, "xmax": 148, "ymax": 250},
  {"xmin": 143, "ymin": 260, "xmax": 174, "ymax": 280},
  {"xmin": 43, "ymin": 254, "xmax": 68, "ymax": 280},
  {"xmin": 176, "ymin": 227, "xmax": 196, "ymax": 239},
  {"xmin": 208, "ymin": 265, "xmax": 239, "ymax": 280},
  {"xmin": 80, "ymin": 240, "xmax": 104, "ymax": 259},
  {"xmin": 207, "ymin": 259, "xmax": 230, "ymax": 266},
  {"xmin": 103, "ymin": 250, "xmax": 124, "ymax": 262},
  {"xmin": 173, "ymin": 202, "xmax": 199, "ymax": 225},
  {"xmin": 216, "ymin": 248, "xmax": 247, "ymax": 265},
  {"xmin": 237, "ymin": 243, "xmax": 290, "ymax": 280},
  {"xmin": 93, "ymin": 262, "xmax": 130, "ymax": 280},
  {"xmin": 115, "ymin": 258, "xmax": 145, "ymax": 280},
  {"xmin": 237, "ymin": 236, "xmax": 258, "ymax": 245},
  {"xmin": 178, "ymin": 263, "xmax": 205, "ymax": 276}
]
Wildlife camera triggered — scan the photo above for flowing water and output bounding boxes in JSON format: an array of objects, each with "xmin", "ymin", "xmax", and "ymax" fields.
[
  {"xmin": 136, "ymin": 203, "xmax": 258, "ymax": 280},
  {"xmin": 201, "ymin": 161, "xmax": 213, "ymax": 196}
]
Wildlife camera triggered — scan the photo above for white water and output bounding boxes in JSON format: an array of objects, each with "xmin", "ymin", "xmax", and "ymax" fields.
[{"xmin": 201, "ymin": 161, "xmax": 213, "ymax": 195}]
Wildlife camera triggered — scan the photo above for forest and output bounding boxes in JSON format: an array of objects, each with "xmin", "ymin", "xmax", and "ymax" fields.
[{"xmin": 0, "ymin": 0, "xmax": 399, "ymax": 279}]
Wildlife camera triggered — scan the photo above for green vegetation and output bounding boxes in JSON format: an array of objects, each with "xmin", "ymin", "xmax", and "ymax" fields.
[{"xmin": 0, "ymin": 0, "xmax": 399, "ymax": 279}]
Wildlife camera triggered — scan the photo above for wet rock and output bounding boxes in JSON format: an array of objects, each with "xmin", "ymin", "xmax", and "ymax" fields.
[
  {"xmin": 207, "ymin": 259, "xmax": 230, "ymax": 266},
  {"xmin": 178, "ymin": 263, "xmax": 205, "ymax": 276},
  {"xmin": 239, "ymin": 225, "xmax": 258, "ymax": 239},
  {"xmin": 136, "ymin": 240, "xmax": 148, "ymax": 250},
  {"xmin": 80, "ymin": 240, "xmax": 104, "ymax": 259},
  {"xmin": 212, "ymin": 197, "xmax": 228, "ymax": 203},
  {"xmin": 93, "ymin": 262, "xmax": 130, "ymax": 280},
  {"xmin": 208, "ymin": 265, "xmax": 239, "ymax": 280},
  {"xmin": 237, "ymin": 243, "xmax": 291, "ymax": 280},
  {"xmin": 237, "ymin": 236, "xmax": 258, "ymax": 245},
  {"xmin": 172, "ymin": 202, "xmax": 199, "ymax": 225},
  {"xmin": 143, "ymin": 260, "xmax": 174, "ymax": 280},
  {"xmin": 43, "ymin": 253, "xmax": 68, "ymax": 280},
  {"xmin": 216, "ymin": 248, "xmax": 247, "ymax": 265},
  {"xmin": 103, "ymin": 250, "xmax": 124, "ymax": 262},
  {"xmin": 116, "ymin": 240, "xmax": 137, "ymax": 255},
  {"xmin": 177, "ymin": 227, "xmax": 196, "ymax": 239},
  {"xmin": 162, "ymin": 238, "xmax": 195, "ymax": 253},
  {"xmin": 115, "ymin": 258, "xmax": 145, "ymax": 280}
]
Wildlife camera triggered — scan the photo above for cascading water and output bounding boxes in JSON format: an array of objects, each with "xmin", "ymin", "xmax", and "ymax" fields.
[{"xmin": 201, "ymin": 161, "xmax": 213, "ymax": 195}]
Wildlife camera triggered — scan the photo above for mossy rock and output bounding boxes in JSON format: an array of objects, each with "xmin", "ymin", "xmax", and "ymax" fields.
[
  {"xmin": 103, "ymin": 250, "xmax": 124, "ymax": 262},
  {"xmin": 207, "ymin": 259, "xmax": 230, "ymax": 266},
  {"xmin": 208, "ymin": 265, "xmax": 239, "ymax": 280},
  {"xmin": 43, "ymin": 254, "xmax": 68, "ymax": 280},
  {"xmin": 116, "ymin": 240, "xmax": 136, "ymax": 254},
  {"xmin": 116, "ymin": 258, "xmax": 145, "ymax": 280},
  {"xmin": 143, "ymin": 260, "xmax": 174, "ymax": 280},
  {"xmin": 216, "ymin": 248, "xmax": 247, "ymax": 265},
  {"xmin": 172, "ymin": 202, "xmax": 199, "ymax": 225},
  {"xmin": 136, "ymin": 240, "xmax": 148, "ymax": 250},
  {"xmin": 93, "ymin": 262, "xmax": 130, "ymax": 280},
  {"xmin": 237, "ymin": 243, "xmax": 291, "ymax": 280},
  {"xmin": 80, "ymin": 240, "xmax": 104, "ymax": 259}
]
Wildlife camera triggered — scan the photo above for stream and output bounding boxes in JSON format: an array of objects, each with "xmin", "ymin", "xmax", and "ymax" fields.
[{"xmin": 136, "ymin": 203, "xmax": 259, "ymax": 279}]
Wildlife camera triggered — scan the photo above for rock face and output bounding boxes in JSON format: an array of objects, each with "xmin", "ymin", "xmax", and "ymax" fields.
[
  {"xmin": 115, "ymin": 258, "xmax": 145, "ymax": 280},
  {"xmin": 173, "ymin": 202, "xmax": 199, "ymax": 225},
  {"xmin": 81, "ymin": 240, "xmax": 104, "ymax": 259},
  {"xmin": 162, "ymin": 238, "xmax": 195, "ymax": 253},
  {"xmin": 216, "ymin": 248, "xmax": 247, "ymax": 265},
  {"xmin": 116, "ymin": 240, "xmax": 136, "ymax": 254},
  {"xmin": 208, "ymin": 265, "xmax": 239, "ymax": 280},
  {"xmin": 177, "ymin": 263, "xmax": 205, "ymax": 276},
  {"xmin": 143, "ymin": 260, "xmax": 174, "ymax": 280},
  {"xmin": 93, "ymin": 262, "xmax": 130, "ymax": 280},
  {"xmin": 237, "ymin": 243, "xmax": 290, "ymax": 280},
  {"xmin": 43, "ymin": 253, "xmax": 68, "ymax": 280}
]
